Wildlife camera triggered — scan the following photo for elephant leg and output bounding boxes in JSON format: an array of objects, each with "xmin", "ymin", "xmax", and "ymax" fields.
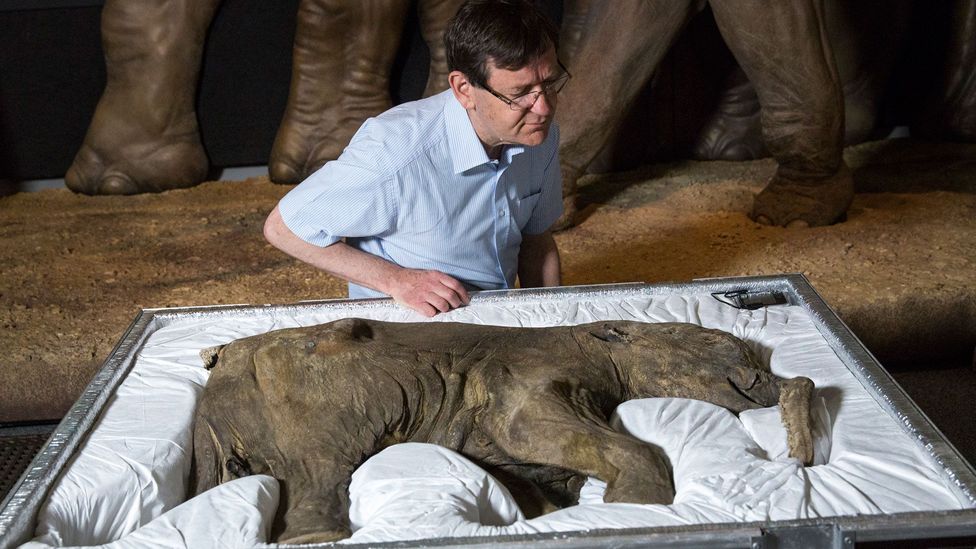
[
  {"xmin": 711, "ymin": 0, "xmax": 852, "ymax": 227},
  {"xmin": 696, "ymin": 0, "xmax": 910, "ymax": 159},
  {"xmin": 553, "ymin": 0, "xmax": 704, "ymax": 229},
  {"xmin": 269, "ymin": 0, "xmax": 410, "ymax": 184},
  {"xmin": 483, "ymin": 392, "xmax": 674, "ymax": 505},
  {"xmin": 693, "ymin": 66, "xmax": 768, "ymax": 161},
  {"xmin": 557, "ymin": 0, "xmax": 599, "ymax": 67},
  {"xmin": 825, "ymin": 0, "xmax": 910, "ymax": 145},
  {"xmin": 937, "ymin": 0, "xmax": 976, "ymax": 140},
  {"xmin": 65, "ymin": 0, "xmax": 217, "ymax": 195},
  {"xmin": 418, "ymin": 0, "xmax": 464, "ymax": 97}
]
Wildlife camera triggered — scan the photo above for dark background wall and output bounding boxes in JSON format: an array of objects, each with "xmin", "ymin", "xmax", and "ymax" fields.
[{"xmin": 0, "ymin": 0, "xmax": 957, "ymax": 182}]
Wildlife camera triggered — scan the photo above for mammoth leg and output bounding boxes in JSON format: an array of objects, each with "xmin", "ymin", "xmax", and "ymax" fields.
[
  {"xmin": 418, "ymin": 0, "xmax": 464, "ymax": 97},
  {"xmin": 269, "ymin": 0, "xmax": 410, "ymax": 184},
  {"xmin": 553, "ymin": 0, "xmax": 704, "ymax": 229},
  {"xmin": 483, "ymin": 390, "xmax": 674, "ymax": 505},
  {"xmin": 711, "ymin": 0, "xmax": 852, "ymax": 227},
  {"xmin": 777, "ymin": 376, "xmax": 815, "ymax": 464},
  {"xmin": 66, "ymin": 0, "xmax": 217, "ymax": 195}
]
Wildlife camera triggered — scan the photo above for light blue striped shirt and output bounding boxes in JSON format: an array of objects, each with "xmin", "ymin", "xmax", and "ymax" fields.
[{"xmin": 278, "ymin": 89, "xmax": 563, "ymax": 298}]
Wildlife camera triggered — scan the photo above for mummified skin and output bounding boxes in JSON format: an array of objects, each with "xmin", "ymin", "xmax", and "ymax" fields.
[{"xmin": 190, "ymin": 318, "xmax": 814, "ymax": 544}]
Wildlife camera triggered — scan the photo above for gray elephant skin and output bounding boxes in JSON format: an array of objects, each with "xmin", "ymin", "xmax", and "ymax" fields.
[{"xmin": 190, "ymin": 318, "xmax": 814, "ymax": 543}]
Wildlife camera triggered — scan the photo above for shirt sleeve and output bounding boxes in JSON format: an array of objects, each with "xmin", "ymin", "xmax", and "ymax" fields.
[
  {"xmin": 522, "ymin": 123, "xmax": 564, "ymax": 235},
  {"xmin": 277, "ymin": 119, "xmax": 397, "ymax": 247}
]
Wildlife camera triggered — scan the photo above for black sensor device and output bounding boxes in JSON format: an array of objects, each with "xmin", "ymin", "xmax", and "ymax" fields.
[{"xmin": 712, "ymin": 289, "xmax": 789, "ymax": 310}]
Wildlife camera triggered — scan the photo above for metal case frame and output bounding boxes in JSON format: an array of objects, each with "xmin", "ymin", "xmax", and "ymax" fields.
[{"xmin": 2, "ymin": 274, "xmax": 975, "ymax": 548}]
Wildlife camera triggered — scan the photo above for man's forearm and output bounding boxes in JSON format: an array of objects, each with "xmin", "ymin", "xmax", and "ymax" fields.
[
  {"xmin": 518, "ymin": 230, "xmax": 561, "ymax": 288},
  {"xmin": 263, "ymin": 206, "xmax": 401, "ymax": 294},
  {"xmin": 263, "ymin": 205, "xmax": 469, "ymax": 316}
]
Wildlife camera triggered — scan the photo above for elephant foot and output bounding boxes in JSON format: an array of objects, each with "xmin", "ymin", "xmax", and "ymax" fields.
[
  {"xmin": 66, "ymin": 135, "xmax": 208, "ymax": 195},
  {"xmin": 943, "ymin": 111, "xmax": 976, "ymax": 142},
  {"xmin": 694, "ymin": 69, "xmax": 768, "ymax": 161},
  {"xmin": 65, "ymin": 90, "xmax": 208, "ymax": 195},
  {"xmin": 693, "ymin": 114, "xmax": 768, "ymax": 161},
  {"xmin": 268, "ymin": 110, "xmax": 373, "ymax": 184},
  {"xmin": 751, "ymin": 165, "xmax": 853, "ymax": 228},
  {"xmin": 551, "ymin": 193, "xmax": 580, "ymax": 232}
]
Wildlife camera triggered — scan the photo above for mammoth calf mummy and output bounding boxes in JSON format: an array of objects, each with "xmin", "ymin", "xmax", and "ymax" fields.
[{"xmin": 190, "ymin": 319, "xmax": 814, "ymax": 544}]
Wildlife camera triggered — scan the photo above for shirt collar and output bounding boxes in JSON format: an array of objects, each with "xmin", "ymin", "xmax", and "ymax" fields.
[{"xmin": 444, "ymin": 91, "xmax": 526, "ymax": 174}]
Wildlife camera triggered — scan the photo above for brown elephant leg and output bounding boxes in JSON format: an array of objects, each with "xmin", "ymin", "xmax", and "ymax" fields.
[
  {"xmin": 557, "ymin": 0, "xmax": 598, "ymax": 67},
  {"xmin": 693, "ymin": 67, "xmax": 768, "ymax": 161},
  {"xmin": 553, "ymin": 0, "xmax": 704, "ymax": 229},
  {"xmin": 418, "ymin": 0, "xmax": 464, "ymax": 97},
  {"xmin": 825, "ymin": 0, "xmax": 910, "ymax": 145},
  {"xmin": 269, "ymin": 0, "xmax": 410, "ymax": 184},
  {"xmin": 65, "ymin": 0, "xmax": 218, "ymax": 195},
  {"xmin": 938, "ymin": 0, "xmax": 976, "ymax": 140},
  {"xmin": 710, "ymin": 0, "xmax": 852, "ymax": 227},
  {"xmin": 696, "ymin": 0, "xmax": 910, "ymax": 160}
]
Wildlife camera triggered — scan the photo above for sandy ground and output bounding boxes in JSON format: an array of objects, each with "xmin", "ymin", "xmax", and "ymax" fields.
[{"xmin": 0, "ymin": 138, "xmax": 974, "ymax": 427}]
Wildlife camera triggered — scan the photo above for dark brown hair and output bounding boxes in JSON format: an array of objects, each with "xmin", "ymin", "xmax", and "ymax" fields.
[{"xmin": 445, "ymin": 0, "xmax": 559, "ymax": 89}]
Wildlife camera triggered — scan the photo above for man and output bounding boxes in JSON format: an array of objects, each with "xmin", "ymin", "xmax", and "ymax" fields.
[{"xmin": 264, "ymin": 0, "xmax": 568, "ymax": 317}]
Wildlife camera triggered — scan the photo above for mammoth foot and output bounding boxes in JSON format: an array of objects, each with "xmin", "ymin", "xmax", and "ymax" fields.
[
  {"xmin": 778, "ymin": 376, "xmax": 815, "ymax": 465},
  {"xmin": 65, "ymin": 98, "xmax": 208, "ymax": 195},
  {"xmin": 268, "ymin": 106, "xmax": 385, "ymax": 184},
  {"xmin": 278, "ymin": 529, "xmax": 351, "ymax": 545},
  {"xmin": 751, "ymin": 165, "xmax": 854, "ymax": 228}
]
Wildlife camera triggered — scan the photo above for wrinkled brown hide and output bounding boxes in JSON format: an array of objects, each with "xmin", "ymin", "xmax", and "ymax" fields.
[
  {"xmin": 191, "ymin": 318, "xmax": 814, "ymax": 543},
  {"xmin": 66, "ymin": 0, "xmax": 461, "ymax": 195},
  {"xmin": 694, "ymin": 0, "xmax": 976, "ymax": 158},
  {"xmin": 555, "ymin": 0, "xmax": 851, "ymax": 228}
]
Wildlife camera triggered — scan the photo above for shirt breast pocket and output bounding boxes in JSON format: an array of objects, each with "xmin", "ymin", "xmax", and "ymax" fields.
[{"xmin": 514, "ymin": 190, "xmax": 542, "ymax": 230}]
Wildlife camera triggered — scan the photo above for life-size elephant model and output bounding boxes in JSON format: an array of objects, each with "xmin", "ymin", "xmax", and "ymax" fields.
[
  {"xmin": 694, "ymin": 0, "xmax": 976, "ymax": 160},
  {"xmin": 191, "ymin": 318, "xmax": 815, "ymax": 543},
  {"xmin": 65, "ymin": 0, "xmax": 462, "ymax": 195},
  {"xmin": 554, "ymin": 0, "xmax": 852, "ymax": 228}
]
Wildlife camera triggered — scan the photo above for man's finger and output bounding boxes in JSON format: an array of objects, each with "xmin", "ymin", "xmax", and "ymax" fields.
[
  {"xmin": 436, "ymin": 274, "xmax": 470, "ymax": 305},
  {"xmin": 427, "ymin": 294, "xmax": 452, "ymax": 314},
  {"xmin": 410, "ymin": 300, "xmax": 437, "ymax": 318},
  {"xmin": 431, "ymin": 284, "xmax": 464, "ymax": 309}
]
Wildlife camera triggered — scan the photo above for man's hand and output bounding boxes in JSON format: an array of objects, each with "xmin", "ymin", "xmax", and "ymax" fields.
[
  {"xmin": 264, "ymin": 206, "xmax": 470, "ymax": 316},
  {"xmin": 386, "ymin": 269, "xmax": 470, "ymax": 317}
]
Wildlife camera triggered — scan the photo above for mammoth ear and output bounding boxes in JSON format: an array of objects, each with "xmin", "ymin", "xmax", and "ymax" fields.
[
  {"xmin": 331, "ymin": 317, "xmax": 375, "ymax": 341},
  {"xmin": 589, "ymin": 324, "xmax": 631, "ymax": 344},
  {"xmin": 199, "ymin": 345, "xmax": 225, "ymax": 370}
]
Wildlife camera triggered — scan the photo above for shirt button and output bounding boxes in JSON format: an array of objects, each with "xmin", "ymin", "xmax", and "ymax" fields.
[{"xmin": 498, "ymin": 209, "xmax": 505, "ymax": 218}]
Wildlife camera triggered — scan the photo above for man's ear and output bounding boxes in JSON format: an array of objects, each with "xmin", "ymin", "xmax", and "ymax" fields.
[{"xmin": 449, "ymin": 70, "xmax": 476, "ymax": 109}]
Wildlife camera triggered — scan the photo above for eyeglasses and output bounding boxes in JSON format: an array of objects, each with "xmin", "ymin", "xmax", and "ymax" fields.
[{"xmin": 481, "ymin": 60, "xmax": 572, "ymax": 111}]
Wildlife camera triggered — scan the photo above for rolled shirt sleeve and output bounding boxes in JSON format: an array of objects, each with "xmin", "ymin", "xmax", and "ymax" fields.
[{"xmin": 277, "ymin": 120, "xmax": 397, "ymax": 247}]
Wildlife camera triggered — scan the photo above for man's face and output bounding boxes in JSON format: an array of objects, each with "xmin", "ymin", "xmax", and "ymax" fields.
[{"xmin": 456, "ymin": 47, "xmax": 563, "ymax": 154}]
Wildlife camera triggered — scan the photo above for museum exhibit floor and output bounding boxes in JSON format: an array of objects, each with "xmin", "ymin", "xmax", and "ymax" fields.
[{"xmin": 1, "ymin": 137, "xmax": 974, "ymax": 485}]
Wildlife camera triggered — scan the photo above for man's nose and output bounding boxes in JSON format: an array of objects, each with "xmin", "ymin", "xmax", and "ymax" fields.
[{"xmin": 531, "ymin": 91, "xmax": 554, "ymax": 115}]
